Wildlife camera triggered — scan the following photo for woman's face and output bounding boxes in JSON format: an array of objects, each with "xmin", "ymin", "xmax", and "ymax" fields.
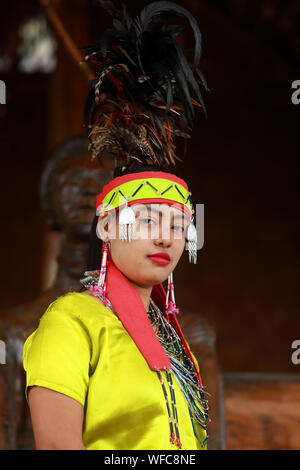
[{"xmin": 97, "ymin": 203, "xmax": 189, "ymax": 287}]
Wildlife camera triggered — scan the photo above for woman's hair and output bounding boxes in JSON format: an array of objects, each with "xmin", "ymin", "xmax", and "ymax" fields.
[{"xmin": 85, "ymin": 164, "xmax": 178, "ymax": 272}]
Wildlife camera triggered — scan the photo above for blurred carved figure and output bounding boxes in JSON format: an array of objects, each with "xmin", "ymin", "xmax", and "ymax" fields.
[{"xmin": 0, "ymin": 136, "xmax": 113, "ymax": 449}]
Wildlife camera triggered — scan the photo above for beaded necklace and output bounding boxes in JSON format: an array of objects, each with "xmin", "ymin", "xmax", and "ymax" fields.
[
  {"xmin": 80, "ymin": 271, "xmax": 209, "ymax": 448},
  {"xmin": 147, "ymin": 298, "xmax": 209, "ymax": 448}
]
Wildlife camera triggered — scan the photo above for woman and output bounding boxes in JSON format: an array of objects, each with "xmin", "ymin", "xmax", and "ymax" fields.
[{"xmin": 23, "ymin": 0, "xmax": 210, "ymax": 450}]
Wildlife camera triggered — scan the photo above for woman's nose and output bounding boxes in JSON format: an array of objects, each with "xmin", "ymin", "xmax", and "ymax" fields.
[
  {"xmin": 152, "ymin": 223, "xmax": 172, "ymax": 247},
  {"xmin": 153, "ymin": 237, "xmax": 171, "ymax": 248}
]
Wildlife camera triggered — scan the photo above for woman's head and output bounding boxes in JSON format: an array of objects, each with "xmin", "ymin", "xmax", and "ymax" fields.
[
  {"xmin": 97, "ymin": 202, "xmax": 188, "ymax": 287},
  {"xmin": 85, "ymin": 163, "xmax": 194, "ymax": 286}
]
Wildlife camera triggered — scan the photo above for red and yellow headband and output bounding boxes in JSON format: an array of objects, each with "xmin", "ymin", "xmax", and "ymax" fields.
[{"xmin": 96, "ymin": 171, "xmax": 194, "ymax": 220}]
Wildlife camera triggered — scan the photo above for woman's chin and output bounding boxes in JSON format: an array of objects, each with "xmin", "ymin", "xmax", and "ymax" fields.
[
  {"xmin": 148, "ymin": 273, "xmax": 170, "ymax": 286},
  {"xmin": 127, "ymin": 272, "xmax": 169, "ymax": 288}
]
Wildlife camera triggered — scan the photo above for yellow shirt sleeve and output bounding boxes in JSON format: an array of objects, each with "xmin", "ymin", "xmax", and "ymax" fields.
[{"xmin": 23, "ymin": 296, "xmax": 92, "ymax": 407}]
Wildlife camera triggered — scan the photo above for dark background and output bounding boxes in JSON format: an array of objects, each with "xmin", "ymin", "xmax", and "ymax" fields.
[{"xmin": 0, "ymin": 0, "xmax": 299, "ymax": 373}]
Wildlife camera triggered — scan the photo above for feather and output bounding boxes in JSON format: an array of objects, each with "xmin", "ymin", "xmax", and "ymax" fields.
[
  {"xmin": 165, "ymin": 74, "xmax": 173, "ymax": 114},
  {"xmin": 195, "ymin": 67, "xmax": 210, "ymax": 92},
  {"xmin": 121, "ymin": 3, "xmax": 133, "ymax": 31},
  {"xmin": 98, "ymin": 29, "xmax": 125, "ymax": 57},
  {"xmin": 173, "ymin": 42, "xmax": 207, "ymax": 119},
  {"xmin": 137, "ymin": 1, "xmax": 202, "ymax": 68},
  {"xmin": 94, "ymin": 0, "xmax": 121, "ymax": 19},
  {"xmin": 84, "ymin": 87, "xmax": 96, "ymax": 129},
  {"xmin": 83, "ymin": 0, "xmax": 209, "ymax": 169}
]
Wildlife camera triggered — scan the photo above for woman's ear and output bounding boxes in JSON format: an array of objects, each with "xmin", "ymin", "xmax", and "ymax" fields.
[
  {"xmin": 96, "ymin": 211, "xmax": 117, "ymax": 242},
  {"xmin": 96, "ymin": 213, "xmax": 109, "ymax": 242}
]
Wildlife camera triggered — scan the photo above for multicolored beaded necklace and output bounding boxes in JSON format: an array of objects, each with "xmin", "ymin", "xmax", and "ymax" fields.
[
  {"xmin": 80, "ymin": 271, "xmax": 209, "ymax": 449},
  {"xmin": 148, "ymin": 298, "xmax": 209, "ymax": 448}
]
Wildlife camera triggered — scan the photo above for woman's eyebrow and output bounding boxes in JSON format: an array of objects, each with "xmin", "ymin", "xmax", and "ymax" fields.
[
  {"xmin": 143, "ymin": 206, "xmax": 187, "ymax": 221},
  {"xmin": 173, "ymin": 214, "xmax": 187, "ymax": 221}
]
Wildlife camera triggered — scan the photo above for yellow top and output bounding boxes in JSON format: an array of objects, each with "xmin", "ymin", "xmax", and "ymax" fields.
[{"xmin": 22, "ymin": 292, "xmax": 207, "ymax": 450}]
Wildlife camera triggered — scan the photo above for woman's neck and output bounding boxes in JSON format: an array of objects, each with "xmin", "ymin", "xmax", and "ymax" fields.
[{"xmin": 126, "ymin": 279, "xmax": 153, "ymax": 312}]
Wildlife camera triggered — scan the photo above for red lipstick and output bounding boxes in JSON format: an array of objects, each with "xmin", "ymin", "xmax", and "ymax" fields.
[{"xmin": 147, "ymin": 252, "xmax": 171, "ymax": 266}]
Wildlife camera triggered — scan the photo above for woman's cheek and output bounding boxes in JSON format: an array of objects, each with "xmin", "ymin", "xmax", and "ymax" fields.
[{"xmin": 136, "ymin": 225, "xmax": 151, "ymax": 240}]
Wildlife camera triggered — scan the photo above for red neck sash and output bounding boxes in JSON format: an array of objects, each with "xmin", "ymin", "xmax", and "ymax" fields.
[{"xmin": 106, "ymin": 257, "xmax": 202, "ymax": 386}]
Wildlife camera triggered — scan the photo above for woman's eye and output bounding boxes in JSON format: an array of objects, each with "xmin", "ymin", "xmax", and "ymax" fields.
[
  {"xmin": 172, "ymin": 225, "xmax": 184, "ymax": 232},
  {"xmin": 140, "ymin": 217, "xmax": 155, "ymax": 225}
]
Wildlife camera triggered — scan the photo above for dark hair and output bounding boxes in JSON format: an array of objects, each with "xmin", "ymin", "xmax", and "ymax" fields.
[{"xmin": 85, "ymin": 164, "xmax": 178, "ymax": 272}]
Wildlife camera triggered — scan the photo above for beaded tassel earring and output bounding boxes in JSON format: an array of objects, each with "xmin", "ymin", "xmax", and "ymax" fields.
[
  {"xmin": 89, "ymin": 241, "xmax": 110, "ymax": 306},
  {"xmin": 165, "ymin": 272, "xmax": 179, "ymax": 321},
  {"xmin": 186, "ymin": 215, "xmax": 197, "ymax": 264},
  {"xmin": 119, "ymin": 200, "xmax": 136, "ymax": 241}
]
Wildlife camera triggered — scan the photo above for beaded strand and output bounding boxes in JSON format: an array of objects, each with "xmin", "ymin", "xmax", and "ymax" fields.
[
  {"xmin": 156, "ymin": 370, "xmax": 176, "ymax": 445},
  {"xmin": 148, "ymin": 299, "xmax": 209, "ymax": 447}
]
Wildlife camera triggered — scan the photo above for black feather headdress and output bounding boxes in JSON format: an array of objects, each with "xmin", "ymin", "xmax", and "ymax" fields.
[{"xmin": 82, "ymin": 0, "xmax": 209, "ymax": 169}]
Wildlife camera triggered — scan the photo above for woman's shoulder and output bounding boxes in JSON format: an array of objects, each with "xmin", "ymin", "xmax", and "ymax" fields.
[
  {"xmin": 23, "ymin": 292, "xmax": 116, "ymax": 354},
  {"xmin": 42, "ymin": 291, "xmax": 115, "ymax": 326},
  {"xmin": 49, "ymin": 290, "xmax": 104, "ymax": 308}
]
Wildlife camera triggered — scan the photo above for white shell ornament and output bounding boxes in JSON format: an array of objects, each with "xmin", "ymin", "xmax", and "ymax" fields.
[
  {"xmin": 185, "ymin": 221, "xmax": 197, "ymax": 264},
  {"xmin": 119, "ymin": 203, "xmax": 136, "ymax": 241}
]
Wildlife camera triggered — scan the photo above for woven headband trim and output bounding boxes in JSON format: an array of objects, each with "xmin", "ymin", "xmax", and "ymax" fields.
[{"xmin": 96, "ymin": 172, "xmax": 193, "ymax": 217}]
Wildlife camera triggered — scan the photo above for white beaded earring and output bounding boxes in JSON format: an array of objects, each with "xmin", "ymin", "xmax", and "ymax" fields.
[
  {"xmin": 119, "ymin": 200, "xmax": 136, "ymax": 241},
  {"xmin": 185, "ymin": 215, "xmax": 197, "ymax": 264}
]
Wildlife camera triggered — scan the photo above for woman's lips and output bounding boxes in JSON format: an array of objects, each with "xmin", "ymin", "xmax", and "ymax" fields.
[{"xmin": 147, "ymin": 253, "xmax": 170, "ymax": 266}]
